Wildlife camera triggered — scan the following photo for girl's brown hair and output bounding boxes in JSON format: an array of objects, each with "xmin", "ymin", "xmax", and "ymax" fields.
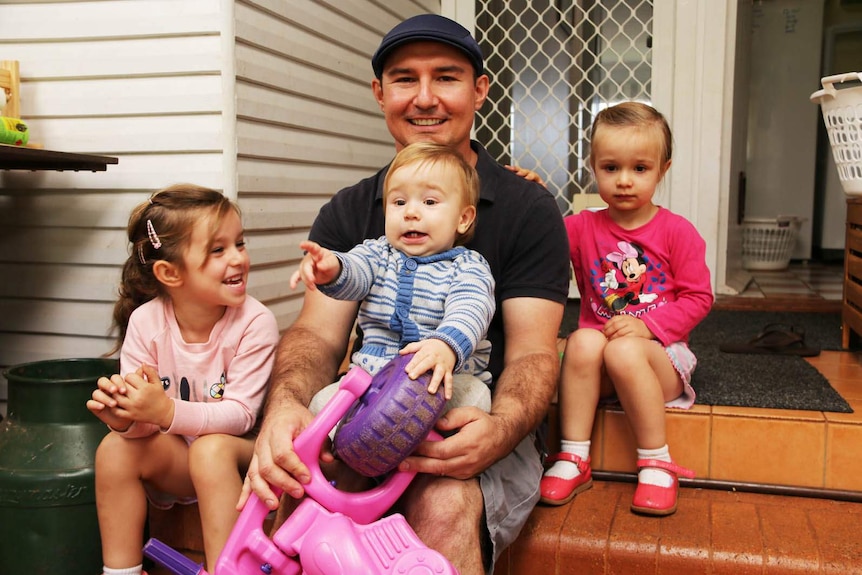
[
  {"xmin": 110, "ymin": 183, "xmax": 238, "ymax": 353},
  {"xmin": 590, "ymin": 101, "xmax": 673, "ymax": 166}
]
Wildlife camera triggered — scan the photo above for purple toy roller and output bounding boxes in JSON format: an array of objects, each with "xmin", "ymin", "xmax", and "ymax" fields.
[{"xmin": 334, "ymin": 353, "xmax": 446, "ymax": 476}]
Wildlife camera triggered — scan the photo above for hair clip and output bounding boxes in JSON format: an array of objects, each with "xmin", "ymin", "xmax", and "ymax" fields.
[
  {"xmin": 146, "ymin": 219, "xmax": 162, "ymax": 250},
  {"xmin": 138, "ymin": 243, "xmax": 147, "ymax": 265}
]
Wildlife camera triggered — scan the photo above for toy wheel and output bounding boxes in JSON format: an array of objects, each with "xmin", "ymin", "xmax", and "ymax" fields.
[
  {"xmin": 333, "ymin": 354, "xmax": 446, "ymax": 477},
  {"xmin": 393, "ymin": 548, "xmax": 458, "ymax": 575}
]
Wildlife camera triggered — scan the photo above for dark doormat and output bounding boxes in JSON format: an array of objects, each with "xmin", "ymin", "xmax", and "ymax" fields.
[{"xmin": 560, "ymin": 301, "xmax": 853, "ymax": 413}]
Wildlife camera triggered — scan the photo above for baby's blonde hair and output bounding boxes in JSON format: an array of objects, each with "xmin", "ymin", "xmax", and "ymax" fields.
[{"xmin": 383, "ymin": 142, "xmax": 480, "ymax": 245}]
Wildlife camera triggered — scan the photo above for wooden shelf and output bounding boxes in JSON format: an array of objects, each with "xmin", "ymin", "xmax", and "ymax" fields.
[
  {"xmin": 0, "ymin": 144, "xmax": 118, "ymax": 172},
  {"xmin": 844, "ymin": 196, "xmax": 862, "ymax": 349}
]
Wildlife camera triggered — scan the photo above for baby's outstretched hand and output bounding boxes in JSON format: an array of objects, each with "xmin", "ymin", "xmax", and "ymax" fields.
[
  {"xmin": 290, "ymin": 240, "xmax": 341, "ymax": 290},
  {"xmin": 400, "ymin": 339, "xmax": 456, "ymax": 401}
]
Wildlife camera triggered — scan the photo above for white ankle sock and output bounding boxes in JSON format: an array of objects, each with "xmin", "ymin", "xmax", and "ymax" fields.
[
  {"xmin": 544, "ymin": 440, "xmax": 591, "ymax": 480},
  {"xmin": 103, "ymin": 565, "xmax": 143, "ymax": 575},
  {"xmin": 637, "ymin": 445, "xmax": 674, "ymax": 488}
]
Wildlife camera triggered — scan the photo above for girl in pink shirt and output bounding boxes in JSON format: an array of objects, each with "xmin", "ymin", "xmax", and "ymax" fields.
[
  {"xmin": 86, "ymin": 184, "xmax": 279, "ymax": 575},
  {"xmin": 540, "ymin": 103, "xmax": 713, "ymax": 516}
]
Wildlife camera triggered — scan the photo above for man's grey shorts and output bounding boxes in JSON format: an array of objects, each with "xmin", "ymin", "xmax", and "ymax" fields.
[{"xmin": 481, "ymin": 432, "xmax": 542, "ymax": 574}]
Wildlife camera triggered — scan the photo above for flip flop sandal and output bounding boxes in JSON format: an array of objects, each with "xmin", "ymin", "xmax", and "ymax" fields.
[{"xmin": 719, "ymin": 323, "xmax": 820, "ymax": 356}]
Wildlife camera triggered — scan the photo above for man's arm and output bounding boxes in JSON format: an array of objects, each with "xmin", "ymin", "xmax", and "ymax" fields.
[
  {"xmin": 490, "ymin": 296, "xmax": 563, "ymax": 449},
  {"xmin": 243, "ymin": 289, "xmax": 359, "ymax": 507},
  {"xmin": 400, "ymin": 296, "xmax": 563, "ymax": 478}
]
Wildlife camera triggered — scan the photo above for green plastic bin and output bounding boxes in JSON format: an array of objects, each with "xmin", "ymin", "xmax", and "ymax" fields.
[{"xmin": 0, "ymin": 358, "xmax": 117, "ymax": 575}]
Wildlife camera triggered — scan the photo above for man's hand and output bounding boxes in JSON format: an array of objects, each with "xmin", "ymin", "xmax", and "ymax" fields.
[
  {"xmin": 396, "ymin": 406, "xmax": 506, "ymax": 479},
  {"xmin": 504, "ymin": 164, "xmax": 546, "ymax": 187},
  {"xmin": 239, "ymin": 402, "xmax": 321, "ymax": 511}
]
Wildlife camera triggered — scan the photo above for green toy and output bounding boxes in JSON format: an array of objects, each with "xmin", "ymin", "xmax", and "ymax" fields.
[{"xmin": 0, "ymin": 116, "xmax": 29, "ymax": 146}]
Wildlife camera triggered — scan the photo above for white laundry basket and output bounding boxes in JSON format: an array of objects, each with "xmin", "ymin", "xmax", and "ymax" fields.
[
  {"xmin": 741, "ymin": 216, "xmax": 803, "ymax": 271},
  {"xmin": 810, "ymin": 72, "xmax": 862, "ymax": 195}
]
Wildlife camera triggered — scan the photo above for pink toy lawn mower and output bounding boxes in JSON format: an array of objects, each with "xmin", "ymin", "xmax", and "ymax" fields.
[{"xmin": 144, "ymin": 354, "xmax": 458, "ymax": 575}]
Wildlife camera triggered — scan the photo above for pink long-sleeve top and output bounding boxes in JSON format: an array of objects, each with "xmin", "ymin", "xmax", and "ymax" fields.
[
  {"xmin": 565, "ymin": 207, "xmax": 714, "ymax": 345},
  {"xmin": 117, "ymin": 295, "xmax": 279, "ymax": 439}
]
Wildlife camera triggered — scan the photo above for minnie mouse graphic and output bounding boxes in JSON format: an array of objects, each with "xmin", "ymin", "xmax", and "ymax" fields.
[{"xmin": 599, "ymin": 240, "xmax": 658, "ymax": 312}]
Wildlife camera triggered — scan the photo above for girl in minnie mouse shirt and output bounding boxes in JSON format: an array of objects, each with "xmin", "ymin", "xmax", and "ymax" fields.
[{"xmin": 540, "ymin": 102, "xmax": 713, "ymax": 516}]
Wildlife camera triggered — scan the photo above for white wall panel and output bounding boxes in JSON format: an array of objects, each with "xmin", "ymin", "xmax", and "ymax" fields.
[
  {"xmin": 2, "ymin": 37, "xmax": 223, "ymax": 78},
  {"xmin": 2, "ymin": 300, "xmax": 114, "ymax": 338},
  {"xmin": 1, "ymin": 228, "xmax": 128, "ymax": 265},
  {"xmin": 0, "ymin": 264, "xmax": 121, "ymax": 301},
  {"xmin": 236, "ymin": 82, "xmax": 388, "ymax": 141},
  {"xmin": 244, "ymin": 228, "xmax": 308, "ymax": 267},
  {"xmin": 0, "ymin": 0, "xmax": 222, "ymax": 39},
  {"xmin": 0, "ymin": 191, "xmax": 139, "ymax": 227},
  {"xmin": 2, "ymin": 154, "xmax": 226, "ymax": 190},
  {"xmin": 236, "ymin": 122, "xmax": 391, "ymax": 167},
  {"xmin": 241, "ymin": 196, "xmax": 331, "ymax": 229},
  {"xmin": 26, "ymin": 116, "xmax": 224, "ymax": 154},
  {"xmin": 235, "ymin": 47, "xmax": 378, "ymax": 115},
  {"xmin": 236, "ymin": 161, "xmax": 377, "ymax": 195},
  {"xmin": 248, "ymin": 265, "xmax": 302, "ymax": 302},
  {"xmin": 0, "ymin": 334, "xmax": 115, "ymax": 366},
  {"xmin": 22, "ymin": 77, "xmax": 224, "ymax": 118}
]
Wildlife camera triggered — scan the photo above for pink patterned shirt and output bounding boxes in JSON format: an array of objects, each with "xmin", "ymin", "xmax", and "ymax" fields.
[
  {"xmin": 117, "ymin": 295, "xmax": 279, "ymax": 439},
  {"xmin": 565, "ymin": 207, "xmax": 713, "ymax": 345}
]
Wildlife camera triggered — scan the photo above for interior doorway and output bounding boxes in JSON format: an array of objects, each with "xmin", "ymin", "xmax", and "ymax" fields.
[
  {"xmin": 742, "ymin": 0, "xmax": 825, "ymax": 263},
  {"xmin": 813, "ymin": 23, "xmax": 862, "ymax": 262}
]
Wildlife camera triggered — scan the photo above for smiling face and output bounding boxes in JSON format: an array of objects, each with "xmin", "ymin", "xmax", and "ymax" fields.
[
  {"xmin": 590, "ymin": 124, "xmax": 671, "ymax": 221},
  {"xmin": 384, "ymin": 159, "xmax": 476, "ymax": 257},
  {"xmin": 179, "ymin": 208, "xmax": 250, "ymax": 309},
  {"xmin": 372, "ymin": 41, "xmax": 489, "ymax": 164}
]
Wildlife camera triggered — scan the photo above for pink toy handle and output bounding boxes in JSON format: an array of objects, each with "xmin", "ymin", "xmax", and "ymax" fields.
[{"xmin": 292, "ymin": 365, "xmax": 426, "ymax": 523}]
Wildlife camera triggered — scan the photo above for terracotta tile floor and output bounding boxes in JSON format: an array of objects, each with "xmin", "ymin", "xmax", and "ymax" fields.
[{"xmin": 496, "ymin": 479, "xmax": 862, "ymax": 575}]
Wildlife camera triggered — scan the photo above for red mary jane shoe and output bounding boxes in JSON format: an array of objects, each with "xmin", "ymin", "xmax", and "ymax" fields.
[
  {"xmin": 539, "ymin": 452, "xmax": 593, "ymax": 506},
  {"xmin": 631, "ymin": 459, "xmax": 695, "ymax": 516}
]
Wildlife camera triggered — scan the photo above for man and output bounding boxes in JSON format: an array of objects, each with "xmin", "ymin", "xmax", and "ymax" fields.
[{"xmin": 243, "ymin": 14, "xmax": 570, "ymax": 574}]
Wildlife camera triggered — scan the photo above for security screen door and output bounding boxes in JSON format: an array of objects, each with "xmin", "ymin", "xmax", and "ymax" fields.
[{"xmin": 473, "ymin": 0, "xmax": 653, "ymax": 215}]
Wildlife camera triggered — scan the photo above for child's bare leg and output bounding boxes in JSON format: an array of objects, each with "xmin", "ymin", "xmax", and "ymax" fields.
[
  {"xmin": 189, "ymin": 433, "xmax": 255, "ymax": 571},
  {"xmin": 558, "ymin": 328, "xmax": 608, "ymax": 441},
  {"xmin": 96, "ymin": 432, "xmax": 195, "ymax": 570},
  {"xmin": 604, "ymin": 336, "xmax": 684, "ymax": 489},
  {"xmin": 603, "ymin": 336, "xmax": 682, "ymax": 449},
  {"xmin": 541, "ymin": 328, "xmax": 607, "ymax": 503}
]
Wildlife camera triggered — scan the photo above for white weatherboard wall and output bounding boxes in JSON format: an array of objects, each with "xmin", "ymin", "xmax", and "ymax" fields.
[{"xmin": 0, "ymin": 0, "xmax": 438, "ymax": 405}]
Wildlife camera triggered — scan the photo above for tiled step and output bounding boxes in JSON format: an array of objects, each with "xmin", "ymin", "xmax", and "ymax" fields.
[
  {"xmin": 494, "ymin": 480, "xmax": 862, "ymax": 575},
  {"xmin": 546, "ymin": 350, "xmax": 862, "ymax": 492}
]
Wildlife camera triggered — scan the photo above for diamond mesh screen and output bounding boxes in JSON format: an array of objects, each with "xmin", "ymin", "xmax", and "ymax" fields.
[{"xmin": 474, "ymin": 0, "xmax": 653, "ymax": 215}]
